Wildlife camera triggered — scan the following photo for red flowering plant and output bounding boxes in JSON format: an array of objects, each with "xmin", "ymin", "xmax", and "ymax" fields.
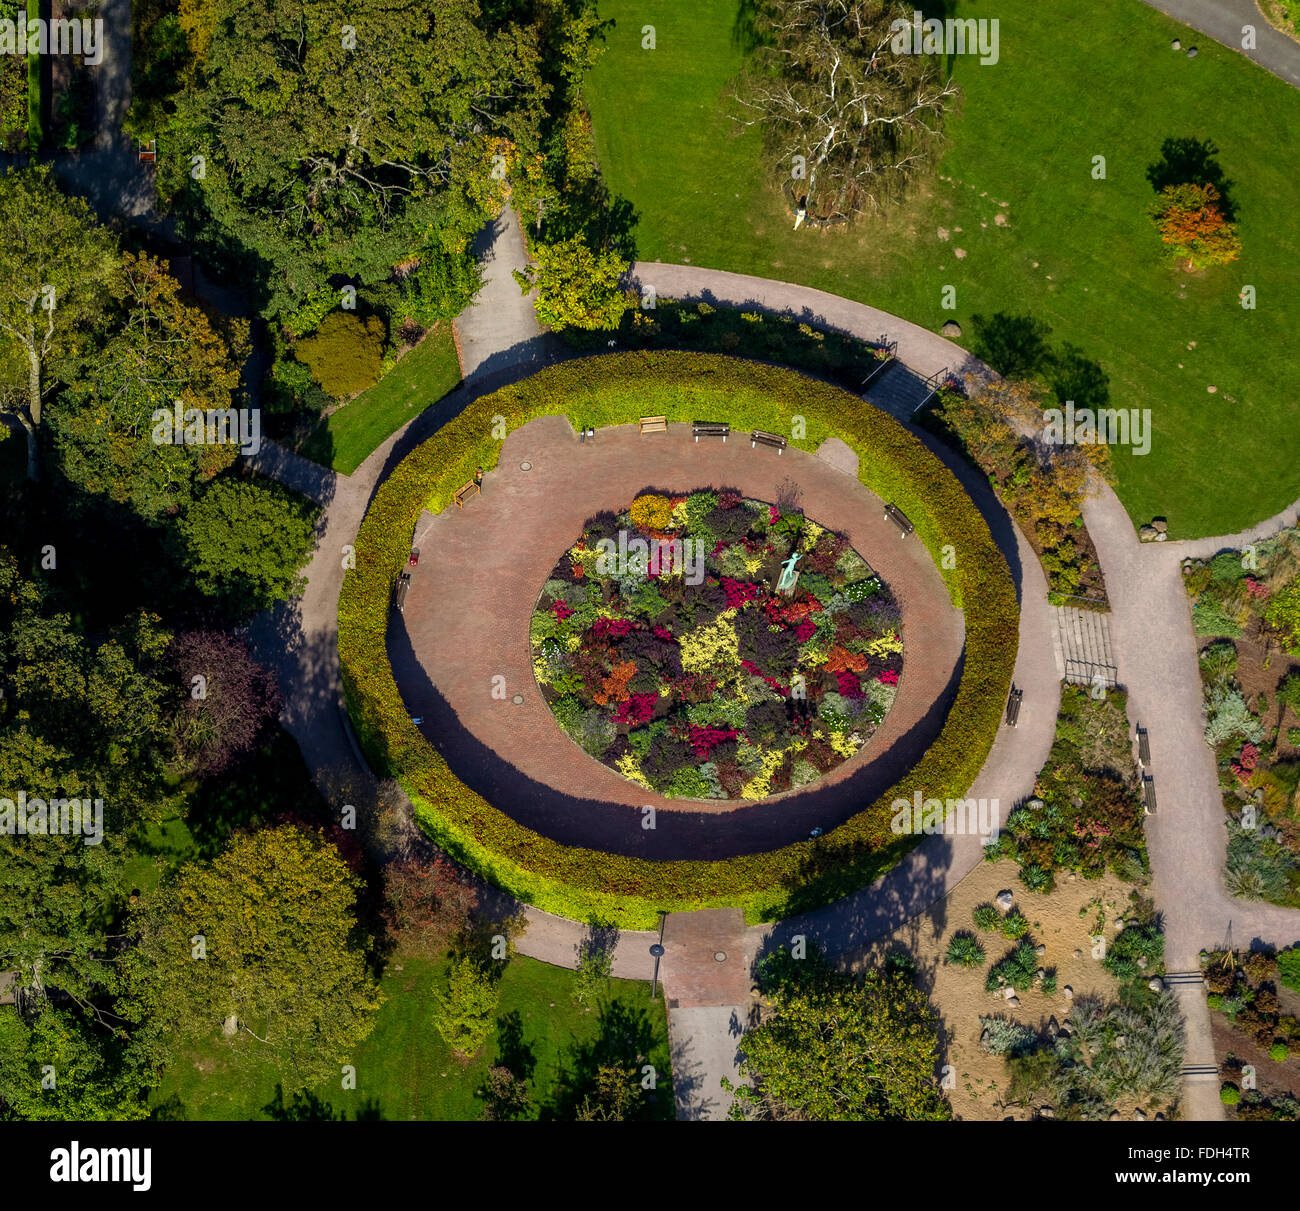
[
  {"xmin": 531, "ymin": 491, "xmax": 902, "ymax": 799},
  {"xmin": 1231, "ymin": 741, "xmax": 1258, "ymax": 787}
]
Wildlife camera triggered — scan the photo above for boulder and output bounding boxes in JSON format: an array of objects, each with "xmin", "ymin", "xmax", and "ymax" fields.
[
  {"xmin": 1148, "ymin": 978, "xmax": 1165, "ymax": 992},
  {"xmin": 222, "ymin": 1014, "xmax": 238, "ymax": 1038},
  {"xmin": 1006, "ymin": 995, "xmax": 1020, "ymax": 1009},
  {"xmin": 1171, "ymin": 38, "xmax": 1181, "ymax": 49},
  {"xmin": 1039, "ymin": 1106, "xmax": 1055, "ymax": 1119},
  {"xmin": 996, "ymin": 890, "xmax": 1015, "ymax": 912},
  {"xmin": 1134, "ymin": 1108, "xmax": 1146, "ymax": 1121},
  {"xmin": 1063, "ymin": 985, "xmax": 1074, "ymax": 1000},
  {"xmin": 1035, "ymin": 944, "xmax": 1046, "ymax": 957},
  {"xmin": 1152, "ymin": 518, "xmax": 1168, "ymax": 532},
  {"xmin": 1139, "ymin": 525, "xmax": 1158, "ymax": 542},
  {"xmin": 941, "ymin": 320, "xmax": 962, "ymax": 338}
]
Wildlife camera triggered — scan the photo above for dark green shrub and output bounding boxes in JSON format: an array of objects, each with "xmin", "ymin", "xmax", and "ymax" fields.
[
  {"xmin": 1001, "ymin": 909, "xmax": 1030, "ymax": 940},
  {"xmin": 987, "ymin": 941, "xmax": 1040, "ymax": 993},
  {"xmin": 946, "ymin": 932, "xmax": 986, "ymax": 968}
]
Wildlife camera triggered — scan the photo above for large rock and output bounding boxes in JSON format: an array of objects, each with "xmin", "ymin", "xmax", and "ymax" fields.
[
  {"xmin": 222, "ymin": 1014, "xmax": 238, "ymax": 1038},
  {"xmin": 1139, "ymin": 525, "xmax": 1158, "ymax": 542},
  {"xmin": 941, "ymin": 320, "xmax": 962, "ymax": 338},
  {"xmin": 996, "ymin": 890, "xmax": 1015, "ymax": 912}
]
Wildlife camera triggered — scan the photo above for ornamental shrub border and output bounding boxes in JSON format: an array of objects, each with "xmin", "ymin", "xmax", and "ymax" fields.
[{"xmin": 338, "ymin": 353, "xmax": 1019, "ymax": 928}]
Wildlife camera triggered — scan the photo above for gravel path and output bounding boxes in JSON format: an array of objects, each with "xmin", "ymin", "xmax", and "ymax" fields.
[
  {"xmin": 1140, "ymin": 0, "xmax": 1300, "ymax": 89},
  {"xmin": 244, "ymin": 223, "xmax": 1300, "ymax": 1121}
]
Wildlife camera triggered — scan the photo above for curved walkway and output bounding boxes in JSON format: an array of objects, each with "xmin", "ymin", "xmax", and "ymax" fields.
[
  {"xmin": 393, "ymin": 416, "xmax": 965, "ymax": 858},
  {"xmin": 250, "ymin": 222, "xmax": 1300, "ymax": 1121}
]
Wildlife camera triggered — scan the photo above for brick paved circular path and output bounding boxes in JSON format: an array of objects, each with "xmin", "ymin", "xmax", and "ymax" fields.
[{"xmin": 391, "ymin": 416, "xmax": 965, "ymax": 860}]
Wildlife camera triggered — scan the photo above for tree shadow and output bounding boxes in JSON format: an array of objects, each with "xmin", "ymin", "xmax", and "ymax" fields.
[
  {"xmin": 1047, "ymin": 343, "xmax": 1110, "ymax": 412},
  {"xmin": 1145, "ymin": 136, "xmax": 1237, "ymax": 221},
  {"xmin": 492, "ymin": 1009, "xmax": 537, "ymax": 1084},
  {"xmin": 262, "ymin": 1083, "xmax": 385, "ymax": 1121},
  {"xmin": 970, "ymin": 312, "xmax": 1053, "ymax": 380},
  {"xmin": 541, "ymin": 998, "xmax": 672, "ymax": 1121}
]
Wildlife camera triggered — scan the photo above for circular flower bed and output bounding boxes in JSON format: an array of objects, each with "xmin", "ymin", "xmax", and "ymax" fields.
[{"xmin": 531, "ymin": 489, "xmax": 903, "ymax": 800}]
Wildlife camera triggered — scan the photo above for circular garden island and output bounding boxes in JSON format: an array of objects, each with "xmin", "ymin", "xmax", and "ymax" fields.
[
  {"xmin": 532, "ymin": 489, "xmax": 904, "ymax": 801},
  {"xmin": 340, "ymin": 352, "xmax": 1019, "ymax": 926}
]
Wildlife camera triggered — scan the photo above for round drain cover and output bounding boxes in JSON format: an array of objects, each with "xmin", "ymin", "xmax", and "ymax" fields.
[
  {"xmin": 714, "ymin": 951, "xmax": 727, "ymax": 963},
  {"xmin": 511, "ymin": 694, "xmax": 524, "ymax": 704},
  {"xmin": 519, "ymin": 460, "xmax": 533, "ymax": 471}
]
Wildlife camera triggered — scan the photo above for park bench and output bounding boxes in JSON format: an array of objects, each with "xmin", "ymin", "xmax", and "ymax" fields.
[
  {"xmin": 453, "ymin": 481, "xmax": 480, "ymax": 508},
  {"xmin": 1005, "ymin": 686, "xmax": 1023, "ymax": 727},
  {"xmin": 1142, "ymin": 775, "xmax": 1157, "ymax": 816},
  {"xmin": 394, "ymin": 571, "xmax": 411, "ymax": 614},
  {"xmin": 1136, "ymin": 726, "xmax": 1151, "ymax": 767},
  {"xmin": 639, "ymin": 415, "xmax": 668, "ymax": 435},
  {"xmin": 751, "ymin": 430, "xmax": 786, "ymax": 454},
  {"xmin": 884, "ymin": 503, "xmax": 914, "ymax": 537},
  {"xmin": 692, "ymin": 421, "xmax": 730, "ymax": 442}
]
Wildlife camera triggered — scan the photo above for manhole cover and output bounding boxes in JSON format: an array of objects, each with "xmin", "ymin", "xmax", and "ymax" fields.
[
  {"xmin": 511, "ymin": 694, "xmax": 524, "ymax": 704},
  {"xmin": 714, "ymin": 951, "xmax": 727, "ymax": 963},
  {"xmin": 519, "ymin": 460, "xmax": 533, "ymax": 471}
]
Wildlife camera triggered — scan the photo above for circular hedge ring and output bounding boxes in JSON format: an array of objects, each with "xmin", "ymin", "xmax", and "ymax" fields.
[{"xmin": 339, "ymin": 352, "xmax": 1019, "ymax": 928}]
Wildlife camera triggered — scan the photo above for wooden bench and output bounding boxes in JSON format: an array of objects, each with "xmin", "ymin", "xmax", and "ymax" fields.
[
  {"xmin": 884, "ymin": 503, "xmax": 914, "ymax": 537},
  {"xmin": 751, "ymin": 430, "xmax": 786, "ymax": 454},
  {"xmin": 1136, "ymin": 726, "xmax": 1151, "ymax": 767},
  {"xmin": 394, "ymin": 571, "xmax": 411, "ymax": 614},
  {"xmin": 453, "ymin": 481, "xmax": 480, "ymax": 508},
  {"xmin": 693, "ymin": 420, "xmax": 730, "ymax": 442},
  {"xmin": 1005, "ymin": 686, "xmax": 1023, "ymax": 727},
  {"xmin": 1142, "ymin": 775, "xmax": 1157, "ymax": 816},
  {"xmin": 639, "ymin": 415, "xmax": 668, "ymax": 435}
]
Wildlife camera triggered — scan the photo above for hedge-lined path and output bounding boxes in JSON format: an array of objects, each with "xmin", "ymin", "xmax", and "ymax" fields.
[
  {"xmin": 392, "ymin": 416, "xmax": 966, "ymax": 858},
  {"xmin": 1081, "ymin": 483, "xmax": 1300, "ymax": 1122},
  {"xmin": 253, "ymin": 225, "xmax": 1300, "ymax": 1121}
]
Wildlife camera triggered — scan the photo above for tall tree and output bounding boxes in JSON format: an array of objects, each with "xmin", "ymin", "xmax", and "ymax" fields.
[
  {"xmin": 728, "ymin": 948, "xmax": 951, "ymax": 1120},
  {"xmin": 169, "ymin": 630, "xmax": 281, "ymax": 777},
  {"xmin": 123, "ymin": 825, "xmax": 382, "ymax": 1090},
  {"xmin": 176, "ymin": 476, "xmax": 318, "ymax": 615},
  {"xmin": 730, "ymin": 0, "xmax": 959, "ymax": 220},
  {"xmin": 50, "ymin": 252, "xmax": 250, "ymax": 523},
  {"xmin": 160, "ymin": 0, "xmax": 549, "ymax": 319},
  {"xmin": 0, "ymin": 167, "xmax": 118, "ymax": 479}
]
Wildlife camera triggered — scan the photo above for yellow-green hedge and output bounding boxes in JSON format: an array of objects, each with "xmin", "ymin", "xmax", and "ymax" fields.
[{"xmin": 339, "ymin": 353, "xmax": 1019, "ymax": 927}]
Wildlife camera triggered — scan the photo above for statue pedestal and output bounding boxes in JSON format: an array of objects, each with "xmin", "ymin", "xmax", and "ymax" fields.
[{"xmin": 776, "ymin": 571, "xmax": 800, "ymax": 597}]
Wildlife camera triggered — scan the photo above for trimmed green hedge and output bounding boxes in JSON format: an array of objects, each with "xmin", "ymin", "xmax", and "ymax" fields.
[{"xmin": 339, "ymin": 353, "xmax": 1019, "ymax": 927}]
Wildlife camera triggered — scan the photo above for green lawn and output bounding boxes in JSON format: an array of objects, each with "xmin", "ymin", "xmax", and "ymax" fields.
[
  {"xmin": 586, "ymin": 0, "xmax": 1300, "ymax": 538},
  {"xmin": 298, "ymin": 321, "xmax": 462, "ymax": 475},
  {"xmin": 150, "ymin": 954, "xmax": 673, "ymax": 1121}
]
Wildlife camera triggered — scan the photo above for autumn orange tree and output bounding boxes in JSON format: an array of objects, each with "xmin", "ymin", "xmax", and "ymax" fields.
[{"xmin": 1149, "ymin": 182, "xmax": 1242, "ymax": 270}]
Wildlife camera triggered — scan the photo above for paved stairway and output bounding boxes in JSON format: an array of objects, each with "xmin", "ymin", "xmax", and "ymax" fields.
[
  {"xmin": 1053, "ymin": 605, "xmax": 1119, "ymax": 689},
  {"xmin": 862, "ymin": 359, "xmax": 939, "ymax": 421}
]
